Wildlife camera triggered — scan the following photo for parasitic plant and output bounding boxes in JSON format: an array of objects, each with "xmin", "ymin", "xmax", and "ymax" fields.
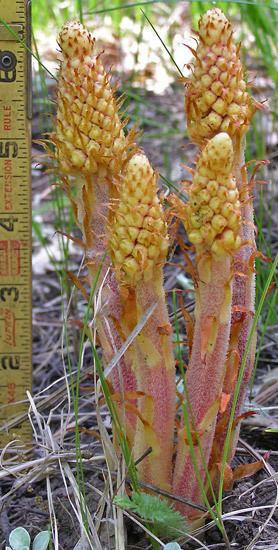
[
  {"xmin": 52, "ymin": 21, "xmax": 139, "ymax": 441},
  {"xmin": 109, "ymin": 153, "xmax": 176, "ymax": 491},
  {"xmin": 182, "ymin": 8, "xmax": 262, "ymax": 484},
  {"xmin": 49, "ymin": 8, "xmax": 266, "ymax": 524},
  {"xmin": 172, "ymin": 133, "xmax": 241, "ymax": 515}
]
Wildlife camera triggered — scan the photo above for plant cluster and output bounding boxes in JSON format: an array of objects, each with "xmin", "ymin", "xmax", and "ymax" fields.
[{"xmin": 49, "ymin": 7, "xmax": 266, "ymax": 526}]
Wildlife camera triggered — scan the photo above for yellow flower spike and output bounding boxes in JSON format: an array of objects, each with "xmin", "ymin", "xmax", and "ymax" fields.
[
  {"xmin": 53, "ymin": 21, "xmax": 136, "ymax": 177},
  {"xmin": 184, "ymin": 10, "xmax": 260, "ymax": 487},
  {"xmin": 186, "ymin": 133, "xmax": 241, "ymax": 256},
  {"xmin": 185, "ymin": 8, "xmax": 255, "ymax": 145},
  {"xmin": 109, "ymin": 153, "xmax": 176, "ymax": 492},
  {"xmin": 49, "ymin": 21, "xmax": 142, "ymax": 450},
  {"xmin": 173, "ymin": 8, "xmax": 260, "ymax": 519},
  {"xmin": 173, "ymin": 133, "xmax": 241, "ymax": 516},
  {"xmin": 109, "ymin": 153, "xmax": 169, "ymax": 286}
]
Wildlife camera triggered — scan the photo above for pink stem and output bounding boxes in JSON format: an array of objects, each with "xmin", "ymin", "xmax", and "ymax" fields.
[
  {"xmin": 212, "ymin": 140, "xmax": 257, "ymax": 466},
  {"xmin": 173, "ymin": 256, "xmax": 232, "ymax": 517},
  {"xmin": 80, "ymin": 178, "xmax": 137, "ymax": 439},
  {"xmin": 132, "ymin": 274, "xmax": 176, "ymax": 492}
]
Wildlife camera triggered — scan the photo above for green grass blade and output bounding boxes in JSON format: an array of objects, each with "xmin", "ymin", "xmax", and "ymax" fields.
[
  {"xmin": 0, "ymin": 16, "xmax": 56, "ymax": 80},
  {"xmin": 89, "ymin": 1, "xmax": 171, "ymax": 15},
  {"xmin": 160, "ymin": 173, "xmax": 188, "ymax": 202},
  {"xmin": 76, "ymin": 0, "xmax": 84, "ymax": 23},
  {"xmin": 249, "ymin": 285, "xmax": 277, "ymax": 398},
  {"xmin": 88, "ymin": 335, "xmax": 140, "ymax": 492},
  {"xmin": 140, "ymin": 9, "xmax": 184, "ymax": 78},
  {"xmin": 218, "ymin": 253, "xmax": 278, "ymax": 512}
]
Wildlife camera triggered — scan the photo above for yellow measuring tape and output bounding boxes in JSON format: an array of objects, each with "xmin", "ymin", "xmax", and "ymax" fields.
[{"xmin": 0, "ymin": 0, "xmax": 32, "ymax": 445}]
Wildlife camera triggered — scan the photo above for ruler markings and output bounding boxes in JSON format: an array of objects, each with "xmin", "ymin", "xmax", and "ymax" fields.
[
  {"xmin": 0, "ymin": 212, "xmax": 28, "ymax": 214},
  {"xmin": 0, "ymin": 0, "xmax": 32, "ymax": 445},
  {"xmin": 0, "ymin": 284, "xmax": 26, "ymax": 288}
]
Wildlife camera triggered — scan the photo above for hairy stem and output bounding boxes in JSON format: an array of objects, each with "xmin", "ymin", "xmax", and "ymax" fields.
[
  {"xmin": 133, "ymin": 275, "xmax": 176, "ymax": 491},
  {"xmin": 173, "ymin": 256, "xmax": 232, "ymax": 515}
]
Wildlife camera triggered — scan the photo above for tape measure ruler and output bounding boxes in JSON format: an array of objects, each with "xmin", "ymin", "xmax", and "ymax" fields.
[{"xmin": 0, "ymin": 0, "xmax": 32, "ymax": 446}]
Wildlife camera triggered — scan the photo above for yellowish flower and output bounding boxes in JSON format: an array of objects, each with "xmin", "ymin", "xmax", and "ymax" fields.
[
  {"xmin": 185, "ymin": 8, "xmax": 255, "ymax": 145},
  {"xmin": 53, "ymin": 21, "xmax": 136, "ymax": 177},
  {"xmin": 185, "ymin": 133, "xmax": 241, "ymax": 256},
  {"xmin": 109, "ymin": 154, "xmax": 169, "ymax": 285}
]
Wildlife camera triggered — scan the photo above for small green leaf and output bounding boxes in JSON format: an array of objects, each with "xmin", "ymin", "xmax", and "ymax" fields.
[
  {"xmin": 114, "ymin": 495, "xmax": 132, "ymax": 509},
  {"xmin": 9, "ymin": 528, "xmax": 30, "ymax": 550},
  {"xmin": 114, "ymin": 492, "xmax": 187, "ymax": 538},
  {"xmin": 32, "ymin": 532, "xmax": 50, "ymax": 550}
]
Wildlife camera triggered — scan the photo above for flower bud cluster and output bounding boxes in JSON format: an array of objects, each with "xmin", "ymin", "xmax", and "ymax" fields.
[
  {"xmin": 109, "ymin": 154, "xmax": 169, "ymax": 285},
  {"xmin": 186, "ymin": 8, "xmax": 254, "ymax": 145},
  {"xmin": 54, "ymin": 21, "xmax": 132, "ymax": 177},
  {"xmin": 185, "ymin": 133, "xmax": 241, "ymax": 257}
]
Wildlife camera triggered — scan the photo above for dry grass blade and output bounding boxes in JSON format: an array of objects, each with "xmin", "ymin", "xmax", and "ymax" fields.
[
  {"xmin": 222, "ymin": 504, "xmax": 277, "ymax": 519},
  {"xmin": 240, "ymin": 472, "xmax": 278, "ymax": 498},
  {"xmin": 93, "ymin": 303, "xmax": 121, "ymax": 549},
  {"xmin": 245, "ymin": 487, "xmax": 278, "ymax": 549},
  {"xmin": 121, "ymin": 509, "xmax": 164, "ymax": 546},
  {"xmin": 60, "ymin": 462, "xmax": 102, "ymax": 550},
  {"xmin": 103, "ymin": 301, "xmax": 158, "ymax": 379},
  {"xmin": 235, "ymin": 437, "xmax": 278, "ymax": 548},
  {"xmin": 0, "ymin": 365, "xmax": 91, "ymax": 434}
]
